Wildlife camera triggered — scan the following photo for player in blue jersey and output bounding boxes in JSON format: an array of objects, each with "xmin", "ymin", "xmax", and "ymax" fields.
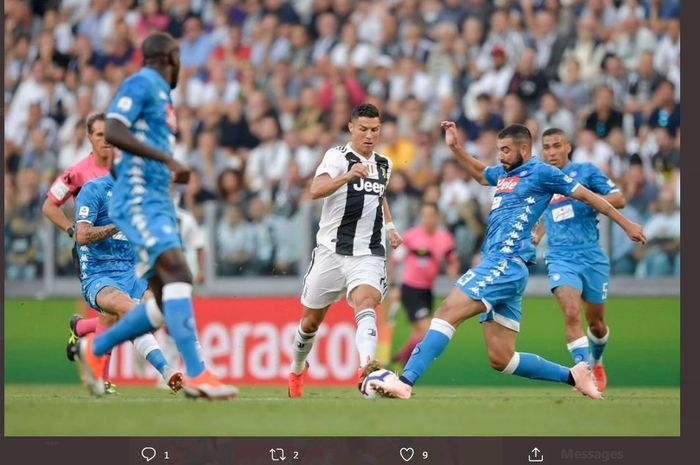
[
  {"xmin": 71, "ymin": 32, "xmax": 237, "ymax": 399},
  {"xmin": 376, "ymin": 122, "xmax": 646, "ymax": 400},
  {"xmin": 75, "ymin": 174, "xmax": 183, "ymax": 393},
  {"xmin": 531, "ymin": 127, "xmax": 626, "ymax": 392}
]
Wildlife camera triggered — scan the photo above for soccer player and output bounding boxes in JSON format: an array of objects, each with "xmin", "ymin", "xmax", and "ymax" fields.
[
  {"xmin": 376, "ymin": 122, "xmax": 645, "ymax": 400},
  {"xmin": 531, "ymin": 127, "xmax": 625, "ymax": 391},
  {"xmin": 71, "ymin": 32, "xmax": 237, "ymax": 399},
  {"xmin": 42, "ymin": 113, "xmax": 112, "ymax": 353},
  {"xmin": 288, "ymin": 103, "xmax": 403, "ymax": 398},
  {"xmin": 75, "ymin": 174, "xmax": 183, "ymax": 392},
  {"xmin": 391, "ymin": 202, "xmax": 459, "ymax": 366}
]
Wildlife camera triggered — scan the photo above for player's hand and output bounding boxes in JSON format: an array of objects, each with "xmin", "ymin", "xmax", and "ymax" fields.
[
  {"xmin": 441, "ymin": 121, "xmax": 459, "ymax": 149},
  {"xmin": 347, "ymin": 162, "xmax": 369, "ymax": 181},
  {"xmin": 388, "ymin": 229, "xmax": 403, "ymax": 249},
  {"xmin": 624, "ymin": 221, "xmax": 646, "ymax": 244},
  {"xmin": 531, "ymin": 233, "xmax": 542, "ymax": 245},
  {"xmin": 194, "ymin": 271, "xmax": 205, "ymax": 285},
  {"xmin": 167, "ymin": 158, "xmax": 191, "ymax": 184}
]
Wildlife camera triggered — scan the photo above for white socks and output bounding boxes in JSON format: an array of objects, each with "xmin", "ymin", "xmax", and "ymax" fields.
[
  {"xmin": 355, "ymin": 309, "xmax": 378, "ymax": 368},
  {"xmin": 291, "ymin": 325, "xmax": 317, "ymax": 374},
  {"xmin": 133, "ymin": 333, "xmax": 161, "ymax": 359}
]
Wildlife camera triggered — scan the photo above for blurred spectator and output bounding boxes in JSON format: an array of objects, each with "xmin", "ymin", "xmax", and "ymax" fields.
[
  {"xmin": 245, "ymin": 115, "xmax": 291, "ymax": 202},
  {"xmin": 189, "ymin": 130, "xmax": 242, "ymax": 192},
  {"xmin": 551, "ymin": 57, "xmax": 591, "ymax": 116},
  {"xmin": 654, "ymin": 18, "xmax": 680, "ymax": 77},
  {"xmin": 527, "ymin": 9, "xmax": 570, "ymax": 81},
  {"xmin": 650, "ymin": 127, "xmax": 680, "ymax": 182},
  {"xmin": 5, "ymin": 168, "xmax": 43, "ymax": 280},
  {"xmin": 481, "ymin": 8, "xmax": 526, "ymax": 70},
  {"xmin": 648, "ymin": 79, "xmax": 680, "ymax": 137},
  {"xmin": 623, "ymin": 162, "xmax": 659, "ymax": 218},
  {"xmin": 610, "ymin": 8, "xmax": 656, "ymax": 70},
  {"xmin": 180, "ymin": 15, "xmax": 215, "ymax": 71},
  {"xmin": 585, "ymin": 85, "xmax": 623, "ymax": 139},
  {"xmin": 561, "ymin": 16, "xmax": 606, "ymax": 83},
  {"xmin": 606, "ymin": 128, "xmax": 642, "ymax": 182},
  {"xmin": 378, "ymin": 120, "xmax": 417, "ymax": 172},
  {"xmin": 534, "ymin": 91, "xmax": 576, "ymax": 140},
  {"xmin": 311, "ymin": 12, "xmax": 338, "ymax": 62},
  {"xmin": 599, "ymin": 54, "xmax": 629, "ymax": 108},
  {"xmin": 246, "ymin": 196, "xmax": 276, "ymax": 275},
  {"xmin": 635, "ymin": 187, "xmax": 680, "ymax": 277},
  {"xmin": 625, "ymin": 50, "xmax": 663, "ymax": 127},
  {"xmin": 217, "ymin": 168, "xmax": 247, "ymax": 208},
  {"xmin": 463, "ymin": 45, "xmax": 514, "ymax": 119},
  {"xmin": 330, "ymin": 21, "xmax": 375, "ymax": 73},
  {"xmin": 572, "ymin": 129, "xmax": 613, "ymax": 171},
  {"xmin": 58, "ymin": 118, "xmax": 91, "ymax": 170},
  {"xmin": 507, "ymin": 47, "xmax": 548, "ymax": 114},
  {"xmin": 77, "ymin": 0, "xmax": 110, "ymax": 51},
  {"xmin": 217, "ymin": 206, "xmax": 254, "ymax": 276},
  {"xmin": 457, "ymin": 93, "xmax": 504, "ymax": 143}
]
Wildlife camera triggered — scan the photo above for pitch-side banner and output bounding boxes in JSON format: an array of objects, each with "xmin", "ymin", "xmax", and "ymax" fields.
[{"xmin": 107, "ymin": 297, "xmax": 359, "ymax": 386}]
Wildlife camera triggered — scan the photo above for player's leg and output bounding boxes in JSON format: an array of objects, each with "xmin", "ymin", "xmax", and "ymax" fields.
[
  {"xmin": 482, "ymin": 307, "xmax": 600, "ymax": 399},
  {"xmin": 290, "ymin": 246, "xmax": 343, "ymax": 397},
  {"xmin": 394, "ymin": 285, "xmax": 431, "ymax": 365},
  {"xmin": 581, "ymin": 249, "xmax": 611, "ymax": 390},
  {"xmin": 553, "ymin": 286, "xmax": 590, "ymax": 365},
  {"xmin": 547, "ymin": 255, "xmax": 589, "ymax": 365},
  {"xmin": 95, "ymin": 285, "xmax": 182, "ymax": 391},
  {"xmin": 95, "ymin": 311, "xmax": 118, "ymax": 390}
]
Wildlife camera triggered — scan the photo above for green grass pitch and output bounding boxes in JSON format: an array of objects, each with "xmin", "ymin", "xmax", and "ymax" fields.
[
  {"xmin": 4, "ymin": 385, "xmax": 679, "ymax": 436},
  {"xmin": 4, "ymin": 296, "xmax": 680, "ymax": 436}
]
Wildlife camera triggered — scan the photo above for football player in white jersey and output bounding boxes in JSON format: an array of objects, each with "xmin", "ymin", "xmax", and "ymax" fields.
[{"xmin": 288, "ymin": 103, "xmax": 403, "ymax": 397}]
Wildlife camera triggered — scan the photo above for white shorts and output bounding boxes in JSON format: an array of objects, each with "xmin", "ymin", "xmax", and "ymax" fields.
[{"xmin": 301, "ymin": 245, "xmax": 388, "ymax": 309}]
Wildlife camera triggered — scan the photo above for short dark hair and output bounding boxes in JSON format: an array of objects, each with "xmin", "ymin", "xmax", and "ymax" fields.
[
  {"xmin": 542, "ymin": 127, "xmax": 567, "ymax": 139},
  {"xmin": 497, "ymin": 124, "xmax": 532, "ymax": 147},
  {"xmin": 350, "ymin": 103, "xmax": 380, "ymax": 121},
  {"xmin": 142, "ymin": 32, "xmax": 177, "ymax": 63},
  {"xmin": 86, "ymin": 113, "xmax": 105, "ymax": 134}
]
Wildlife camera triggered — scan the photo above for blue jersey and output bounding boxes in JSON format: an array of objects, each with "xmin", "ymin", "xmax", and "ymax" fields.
[
  {"xmin": 105, "ymin": 67, "xmax": 182, "ymax": 279},
  {"xmin": 106, "ymin": 67, "xmax": 176, "ymax": 198},
  {"xmin": 543, "ymin": 162, "xmax": 619, "ymax": 251},
  {"xmin": 75, "ymin": 175, "xmax": 135, "ymax": 281},
  {"xmin": 482, "ymin": 157, "xmax": 580, "ymax": 264}
]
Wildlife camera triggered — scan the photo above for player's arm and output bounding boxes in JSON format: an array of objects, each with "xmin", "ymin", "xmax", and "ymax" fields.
[
  {"xmin": 74, "ymin": 185, "xmax": 119, "ymax": 246},
  {"xmin": 587, "ymin": 164, "xmax": 627, "ymax": 209},
  {"xmin": 105, "ymin": 79, "xmax": 190, "ymax": 183},
  {"xmin": 382, "ymin": 198, "xmax": 403, "ymax": 249},
  {"xmin": 531, "ymin": 218, "xmax": 545, "ymax": 245},
  {"xmin": 441, "ymin": 121, "xmax": 488, "ymax": 186},
  {"xmin": 42, "ymin": 198, "xmax": 75, "ymax": 238},
  {"xmin": 194, "ymin": 246, "xmax": 206, "ymax": 285},
  {"xmin": 309, "ymin": 162, "xmax": 368, "ymax": 199},
  {"xmin": 75, "ymin": 222, "xmax": 119, "ymax": 246},
  {"xmin": 570, "ymin": 186, "xmax": 646, "ymax": 243}
]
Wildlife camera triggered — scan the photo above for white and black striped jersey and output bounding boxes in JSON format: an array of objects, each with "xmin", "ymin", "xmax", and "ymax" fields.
[{"xmin": 314, "ymin": 143, "xmax": 393, "ymax": 257}]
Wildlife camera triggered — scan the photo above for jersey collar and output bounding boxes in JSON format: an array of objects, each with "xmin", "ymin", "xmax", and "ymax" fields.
[
  {"xmin": 346, "ymin": 143, "xmax": 375, "ymax": 161},
  {"xmin": 142, "ymin": 66, "xmax": 171, "ymax": 92}
]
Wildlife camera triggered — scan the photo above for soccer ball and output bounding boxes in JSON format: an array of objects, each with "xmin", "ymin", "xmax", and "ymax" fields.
[{"xmin": 359, "ymin": 368, "xmax": 397, "ymax": 399}]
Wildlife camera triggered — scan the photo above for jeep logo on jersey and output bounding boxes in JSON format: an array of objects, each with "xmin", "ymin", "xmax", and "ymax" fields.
[
  {"xmin": 352, "ymin": 178, "xmax": 386, "ymax": 197},
  {"xmin": 496, "ymin": 176, "xmax": 521, "ymax": 193},
  {"xmin": 550, "ymin": 193, "xmax": 568, "ymax": 204}
]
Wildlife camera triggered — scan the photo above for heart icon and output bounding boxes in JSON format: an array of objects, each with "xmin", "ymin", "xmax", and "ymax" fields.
[{"xmin": 399, "ymin": 447, "xmax": 415, "ymax": 462}]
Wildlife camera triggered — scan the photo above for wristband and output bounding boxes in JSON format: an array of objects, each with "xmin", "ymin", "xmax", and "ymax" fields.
[
  {"xmin": 385, "ymin": 222, "xmax": 396, "ymax": 231},
  {"xmin": 66, "ymin": 224, "xmax": 75, "ymax": 238}
]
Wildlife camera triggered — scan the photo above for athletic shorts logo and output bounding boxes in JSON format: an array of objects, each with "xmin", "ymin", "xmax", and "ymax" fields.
[
  {"xmin": 552, "ymin": 273, "xmax": 561, "ymax": 281},
  {"xmin": 496, "ymin": 176, "xmax": 521, "ymax": 193}
]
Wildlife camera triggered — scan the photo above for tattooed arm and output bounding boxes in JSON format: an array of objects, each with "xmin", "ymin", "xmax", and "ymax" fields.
[{"xmin": 76, "ymin": 222, "xmax": 119, "ymax": 246}]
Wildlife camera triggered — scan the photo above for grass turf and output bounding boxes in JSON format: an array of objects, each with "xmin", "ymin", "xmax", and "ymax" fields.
[{"xmin": 4, "ymin": 384, "xmax": 679, "ymax": 436}]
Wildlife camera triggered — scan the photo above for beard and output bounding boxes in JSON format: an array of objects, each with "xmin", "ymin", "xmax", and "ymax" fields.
[{"xmin": 503, "ymin": 153, "xmax": 524, "ymax": 171}]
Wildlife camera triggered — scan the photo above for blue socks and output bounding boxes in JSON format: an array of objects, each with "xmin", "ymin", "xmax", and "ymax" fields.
[
  {"xmin": 162, "ymin": 283, "xmax": 204, "ymax": 378},
  {"xmin": 588, "ymin": 326, "xmax": 609, "ymax": 364},
  {"xmin": 401, "ymin": 319, "xmax": 455, "ymax": 386},
  {"xmin": 505, "ymin": 352, "xmax": 572, "ymax": 384},
  {"xmin": 145, "ymin": 349, "xmax": 168, "ymax": 376},
  {"xmin": 94, "ymin": 302, "xmax": 155, "ymax": 356},
  {"xmin": 567, "ymin": 336, "xmax": 591, "ymax": 365}
]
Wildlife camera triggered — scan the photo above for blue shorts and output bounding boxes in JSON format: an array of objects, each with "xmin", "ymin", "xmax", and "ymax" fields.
[
  {"xmin": 82, "ymin": 270, "xmax": 148, "ymax": 313},
  {"xmin": 455, "ymin": 256, "xmax": 529, "ymax": 332},
  {"xmin": 544, "ymin": 247, "xmax": 610, "ymax": 304},
  {"xmin": 109, "ymin": 192, "xmax": 182, "ymax": 280}
]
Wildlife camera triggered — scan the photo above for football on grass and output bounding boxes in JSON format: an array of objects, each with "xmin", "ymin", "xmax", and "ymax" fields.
[{"xmin": 359, "ymin": 368, "xmax": 398, "ymax": 399}]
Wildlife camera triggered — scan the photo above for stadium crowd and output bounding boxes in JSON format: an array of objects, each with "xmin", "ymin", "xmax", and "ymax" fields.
[{"xmin": 4, "ymin": 0, "xmax": 680, "ymax": 280}]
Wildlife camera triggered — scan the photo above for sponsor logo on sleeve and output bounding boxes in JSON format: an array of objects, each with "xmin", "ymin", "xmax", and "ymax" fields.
[
  {"xmin": 117, "ymin": 96, "xmax": 133, "ymax": 111},
  {"xmin": 79, "ymin": 206, "xmax": 90, "ymax": 218}
]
